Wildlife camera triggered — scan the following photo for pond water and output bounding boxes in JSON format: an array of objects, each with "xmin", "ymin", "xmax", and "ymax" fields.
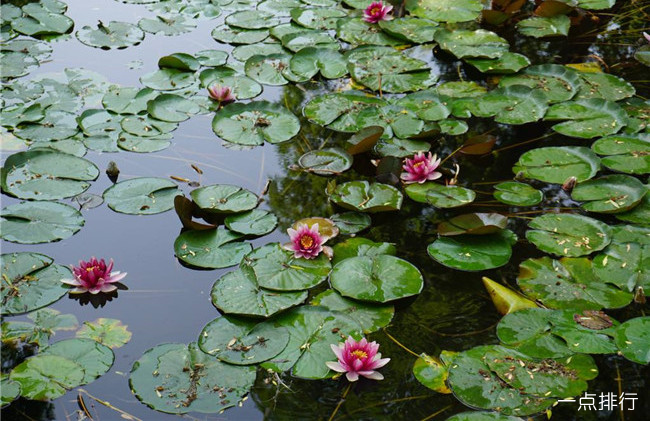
[{"xmin": 1, "ymin": 0, "xmax": 649, "ymax": 420}]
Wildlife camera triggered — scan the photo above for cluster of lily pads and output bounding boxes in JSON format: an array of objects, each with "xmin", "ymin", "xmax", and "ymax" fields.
[{"xmin": 1, "ymin": 0, "xmax": 649, "ymax": 419}]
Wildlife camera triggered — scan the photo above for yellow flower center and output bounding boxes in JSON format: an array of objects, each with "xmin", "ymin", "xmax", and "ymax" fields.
[
  {"xmin": 351, "ymin": 350, "xmax": 368, "ymax": 360},
  {"xmin": 413, "ymin": 161, "xmax": 425, "ymax": 169},
  {"xmin": 300, "ymin": 235, "xmax": 314, "ymax": 249},
  {"xmin": 86, "ymin": 266, "xmax": 97, "ymax": 272},
  {"xmin": 370, "ymin": 7, "xmax": 380, "ymax": 14}
]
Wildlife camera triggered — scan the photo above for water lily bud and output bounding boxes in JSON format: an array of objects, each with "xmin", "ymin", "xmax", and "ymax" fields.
[
  {"xmin": 634, "ymin": 286, "xmax": 646, "ymax": 304},
  {"xmin": 561, "ymin": 176, "xmax": 577, "ymax": 192},
  {"xmin": 106, "ymin": 161, "xmax": 120, "ymax": 181}
]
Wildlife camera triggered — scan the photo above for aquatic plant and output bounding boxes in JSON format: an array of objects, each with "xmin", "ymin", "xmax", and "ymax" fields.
[
  {"xmin": 285, "ymin": 223, "xmax": 325, "ymax": 259},
  {"xmin": 326, "ymin": 336, "xmax": 390, "ymax": 381},
  {"xmin": 61, "ymin": 258, "xmax": 126, "ymax": 294},
  {"xmin": 363, "ymin": 2, "xmax": 393, "ymax": 24},
  {"xmin": 401, "ymin": 152, "xmax": 442, "ymax": 184}
]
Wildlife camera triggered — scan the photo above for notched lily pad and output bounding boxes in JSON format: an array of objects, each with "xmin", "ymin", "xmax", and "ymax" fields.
[
  {"xmin": 76, "ymin": 21, "xmax": 145, "ymax": 49},
  {"xmin": 103, "ymin": 177, "xmax": 180, "ymax": 215},
  {"xmin": 330, "ymin": 181, "xmax": 403, "ymax": 213}
]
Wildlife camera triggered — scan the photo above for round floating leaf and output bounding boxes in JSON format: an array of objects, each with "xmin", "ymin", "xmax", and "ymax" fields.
[
  {"xmin": 438, "ymin": 213, "xmax": 508, "ymax": 236},
  {"xmin": 512, "ymin": 146, "xmax": 600, "ymax": 184},
  {"xmin": 0, "ymin": 51, "xmax": 38, "ymax": 79},
  {"xmin": 11, "ymin": 4, "xmax": 73, "ymax": 37},
  {"xmin": 592, "ymin": 225, "xmax": 650, "ymax": 292},
  {"xmin": 200, "ymin": 67, "xmax": 263, "ymax": 100},
  {"xmin": 174, "ymin": 227, "xmax": 251, "ymax": 269},
  {"xmin": 244, "ymin": 53, "xmax": 292, "ymax": 85},
  {"xmin": 614, "ymin": 317, "xmax": 650, "ymax": 365},
  {"xmin": 14, "ymin": 110, "xmax": 79, "ymax": 142},
  {"xmin": 545, "ymin": 98, "xmax": 627, "ymax": 139},
  {"xmin": 517, "ymin": 257, "xmax": 633, "ymax": 310},
  {"xmin": 158, "ymin": 53, "xmax": 201, "ymax": 72},
  {"xmin": 147, "ymin": 93, "xmax": 201, "ymax": 122},
  {"xmin": 405, "ymin": 183, "xmax": 476, "ymax": 208},
  {"xmin": 281, "ymin": 30, "xmax": 338, "ymax": 53},
  {"xmin": 140, "ymin": 68, "xmax": 197, "ymax": 91},
  {"xmin": 191, "ymin": 184, "xmax": 258, "ymax": 214},
  {"xmin": 378, "ymin": 17, "xmax": 438, "ymax": 43},
  {"xmin": 232, "ymin": 43, "xmax": 287, "ymax": 61},
  {"xmin": 0, "ymin": 252, "xmax": 70, "ymax": 315},
  {"xmin": 41, "ymin": 338, "xmax": 114, "ymax": 384},
  {"xmin": 195, "ymin": 49, "xmax": 229, "ymax": 67},
  {"xmin": 575, "ymin": 72, "xmax": 635, "ymax": 101},
  {"xmin": 1, "ymin": 149, "xmax": 98, "ymax": 200},
  {"xmin": 76, "ymin": 318, "xmax": 132, "ymax": 349},
  {"xmin": 526, "ymin": 214, "xmax": 611, "ymax": 257},
  {"xmin": 104, "ymin": 177, "xmax": 180, "ymax": 215},
  {"xmin": 616, "ymin": 194, "xmax": 650, "ymax": 225},
  {"xmin": 102, "ymin": 87, "xmax": 159, "ymax": 115},
  {"xmin": 226, "ymin": 10, "xmax": 281, "ymax": 29},
  {"xmin": 290, "ymin": 8, "xmax": 347, "ymax": 30},
  {"xmin": 407, "ymin": 0, "xmax": 481, "ymax": 22},
  {"xmin": 332, "ymin": 237, "xmax": 396, "ymax": 266},
  {"xmin": 289, "ymin": 47, "xmax": 347, "ymax": 79},
  {"xmin": 466, "ymin": 52, "xmax": 531, "ymax": 74},
  {"xmin": 0, "ymin": 103, "xmax": 44, "ymax": 128},
  {"xmin": 499, "ymin": 64, "xmax": 580, "ymax": 104},
  {"xmin": 117, "ymin": 132, "xmax": 172, "ymax": 153},
  {"xmin": 241, "ymin": 243, "xmax": 331, "ymax": 291},
  {"xmin": 225, "ymin": 209, "xmax": 277, "ymax": 236},
  {"xmin": 311, "ymin": 289, "xmax": 394, "ymax": 333},
  {"xmin": 434, "ymin": 29, "xmax": 508, "ymax": 59},
  {"xmin": 427, "ymin": 232, "xmax": 514, "ymax": 271},
  {"xmin": 330, "ymin": 181, "xmax": 403, "ymax": 213},
  {"xmin": 494, "ymin": 182, "xmax": 543, "ymax": 206},
  {"xmin": 212, "ymin": 101, "xmax": 300, "ymax": 146},
  {"xmin": 76, "ymin": 21, "xmax": 145, "ymax": 49},
  {"xmin": 571, "ymin": 175, "xmax": 646, "ymax": 213},
  {"xmin": 298, "ymin": 148, "xmax": 352, "ymax": 175},
  {"xmin": 261, "ymin": 306, "xmax": 363, "ymax": 379},
  {"xmin": 129, "ymin": 342, "xmax": 256, "ymax": 414},
  {"xmin": 10, "ymin": 355, "xmax": 84, "ymax": 401},
  {"xmin": 446, "ymin": 412, "xmax": 524, "ymax": 421},
  {"xmin": 375, "ymin": 137, "xmax": 431, "ymax": 158},
  {"xmin": 336, "ymin": 18, "xmax": 402, "ymax": 46},
  {"xmin": 211, "ymin": 266, "xmax": 307, "ymax": 317},
  {"xmin": 77, "ymin": 109, "xmax": 121, "ymax": 138},
  {"xmin": 211, "ymin": 24, "xmax": 269, "ymax": 45},
  {"xmin": 592, "ymin": 134, "xmax": 650, "ymax": 175},
  {"xmin": 413, "ymin": 353, "xmax": 452, "ymax": 394},
  {"xmin": 517, "ymin": 15, "xmax": 570, "ymax": 38},
  {"xmin": 199, "ymin": 316, "xmax": 289, "ymax": 365},
  {"xmin": 303, "ymin": 91, "xmax": 387, "ymax": 130},
  {"xmin": 1, "ymin": 201, "xmax": 84, "ymax": 244},
  {"xmin": 138, "ymin": 15, "xmax": 196, "ymax": 36},
  {"xmin": 330, "ymin": 255, "xmax": 423, "ymax": 303},
  {"xmin": 468, "ymin": 85, "xmax": 548, "ymax": 124},
  {"xmin": 1, "ymin": 375, "xmax": 20, "ymax": 407},
  {"xmin": 330, "ymin": 212, "xmax": 371, "ymax": 235}
]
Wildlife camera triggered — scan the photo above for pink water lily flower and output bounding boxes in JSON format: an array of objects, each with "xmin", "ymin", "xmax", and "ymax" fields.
[
  {"xmin": 401, "ymin": 152, "xmax": 442, "ymax": 184},
  {"xmin": 61, "ymin": 257, "xmax": 126, "ymax": 294},
  {"xmin": 207, "ymin": 84, "xmax": 235, "ymax": 105},
  {"xmin": 285, "ymin": 223, "xmax": 324, "ymax": 259},
  {"xmin": 363, "ymin": 1, "xmax": 393, "ymax": 24},
  {"xmin": 326, "ymin": 336, "xmax": 390, "ymax": 382}
]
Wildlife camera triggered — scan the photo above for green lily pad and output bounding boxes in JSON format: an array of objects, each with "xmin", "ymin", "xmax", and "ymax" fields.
[
  {"xmin": 158, "ymin": 53, "xmax": 201, "ymax": 72},
  {"xmin": 434, "ymin": 29, "xmax": 509, "ymax": 59},
  {"xmin": 494, "ymin": 182, "xmax": 543, "ymax": 206},
  {"xmin": 616, "ymin": 193, "xmax": 650, "ymax": 225},
  {"xmin": 413, "ymin": 353, "xmax": 452, "ymax": 394},
  {"xmin": 147, "ymin": 93, "xmax": 201, "ymax": 122},
  {"xmin": 330, "ymin": 212, "xmax": 371, "ymax": 235},
  {"xmin": 525, "ymin": 213, "xmax": 611, "ymax": 257},
  {"xmin": 445, "ymin": 412, "xmax": 523, "ymax": 421},
  {"xmin": 620, "ymin": 98, "xmax": 650, "ymax": 134},
  {"xmin": 517, "ymin": 15, "xmax": 571, "ymax": 38},
  {"xmin": 200, "ymin": 66, "xmax": 263, "ymax": 100},
  {"xmin": 545, "ymin": 98, "xmax": 627, "ymax": 139},
  {"xmin": 212, "ymin": 101, "xmax": 300, "ymax": 146},
  {"xmin": 330, "ymin": 181, "xmax": 403, "ymax": 212},
  {"xmin": 1, "ymin": 375, "xmax": 20, "ymax": 407},
  {"xmin": 438, "ymin": 213, "xmax": 508, "ymax": 236},
  {"xmin": 0, "ymin": 51, "xmax": 38, "ymax": 79},
  {"xmin": 405, "ymin": 183, "xmax": 476, "ymax": 208},
  {"xmin": 211, "ymin": 266, "xmax": 307, "ymax": 317},
  {"xmin": 517, "ymin": 257, "xmax": 633, "ymax": 310},
  {"xmin": 281, "ymin": 30, "xmax": 338, "ymax": 53},
  {"xmin": 298, "ymin": 148, "xmax": 352, "ymax": 175},
  {"xmin": 290, "ymin": 8, "xmax": 347, "ymax": 30},
  {"xmin": 102, "ymin": 86, "xmax": 159, "ymax": 114},
  {"xmin": 226, "ymin": 10, "xmax": 281, "ymax": 29},
  {"xmin": 76, "ymin": 21, "xmax": 145, "ymax": 49},
  {"xmin": 427, "ymin": 231, "xmax": 514, "ymax": 271},
  {"xmin": 195, "ymin": 49, "xmax": 229, "ymax": 67},
  {"xmin": 378, "ymin": 17, "xmax": 438, "ymax": 43},
  {"xmin": 571, "ymin": 175, "xmax": 646, "ymax": 213},
  {"xmin": 468, "ymin": 85, "xmax": 548, "ymax": 125},
  {"xmin": 2, "ymin": 308, "xmax": 77, "ymax": 347},
  {"xmin": 258, "ymin": 0, "xmax": 302, "ymax": 15},
  {"xmin": 103, "ymin": 177, "xmax": 180, "ymax": 215},
  {"xmin": 336, "ymin": 18, "xmax": 402, "ymax": 46},
  {"xmin": 331, "ymin": 237, "xmax": 396, "ymax": 265},
  {"xmin": 635, "ymin": 45, "xmax": 650, "ymax": 68},
  {"xmin": 241, "ymin": 243, "xmax": 331, "ymax": 291},
  {"xmin": 10, "ymin": 355, "xmax": 84, "ymax": 401},
  {"xmin": 117, "ymin": 132, "xmax": 172, "ymax": 153},
  {"xmin": 224, "ymin": 209, "xmax": 277, "ymax": 236},
  {"xmin": 575, "ymin": 71, "xmax": 635, "ymax": 101},
  {"xmin": 244, "ymin": 53, "xmax": 293, "ymax": 85},
  {"xmin": 138, "ymin": 15, "xmax": 196, "ymax": 36},
  {"xmin": 199, "ymin": 316, "xmax": 289, "ymax": 365},
  {"xmin": 375, "ymin": 138, "xmax": 432, "ymax": 158},
  {"xmin": 41, "ymin": 338, "xmax": 114, "ymax": 384},
  {"xmin": 1, "ymin": 149, "xmax": 98, "ymax": 200},
  {"xmin": 174, "ymin": 227, "xmax": 251, "ymax": 269},
  {"xmin": 211, "ymin": 24, "xmax": 269, "ymax": 45},
  {"xmin": 261, "ymin": 306, "xmax": 363, "ymax": 379},
  {"xmin": 303, "ymin": 91, "xmax": 386, "ymax": 131},
  {"xmin": 592, "ymin": 225, "xmax": 650, "ymax": 292},
  {"xmin": 129, "ymin": 342, "xmax": 256, "ymax": 414},
  {"xmin": 395, "ymin": 90, "xmax": 450, "ymax": 122},
  {"xmin": 140, "ymin": 68, "xmax": 197, "ymax": 91},
  {"xmin": 77, "ymin": 109, "xmax": 121, "ymax": 138},
  {"xmin": 614, "ymin": 317, "xmax": 650, "ymax": 364},
  {"xmin": 0, "ymin": 103, "xmax": 44, "ymax": 128},
  {"xmin": 330, "ymin": 254, "xmax": 423, "ymax": 303},
  {"xmin": 311, "ymin": 289, "xmax": 394, "ymax": 333},
  {"xmin": 0, "ymin": 253, "xmax": 70, "ymax": 315},
  {"xmin": 406, "ymin": 0, "xmax": 482, "ymax": 23},
  {"xmin": 1, "ymin": 201, "xmax": 84, "ymax": 244},
  {"xmin": 232, "ymin": 43, "xmax": 286, "ymax": 61},
  {"xmin": 289, "ymin": 47, "xmax": 347, "ymax": 79},
  {"xmin": 14, "ymin": 110, "xmax": 79, "ymax": 142},
  {"xmin": 76, "ymin": 318, "xmax": 132, "ymax": 349},
  {"xmin": 11, "ymin": 4, "xmax": 73, "ymax": 37},
  {"xmin": 512, "ymin": 146, "xmax": 600, "ymax": 184},
  {"xmin": 466, "ymin": 52, "xmax": 531, "ymax": 74},
  {"xmin": 191, "ymin": 184, "xmax": 258, "ymax": 214},
  {"xmin": 591, "ymin": 134, "xmax": 650, "ymax": 175},
  {"xmin": 499, "ymin": 64, "xmax": 580, "ymax": 103}
]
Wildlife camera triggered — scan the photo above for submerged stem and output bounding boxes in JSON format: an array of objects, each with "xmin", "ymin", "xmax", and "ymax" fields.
[
  {"xmin": 383, "ymin": 329, "xmax": 420, "ymax": 358},
  {"xmin": 328, "ymin": 383, "xmax": 352, "ymax": 421}
]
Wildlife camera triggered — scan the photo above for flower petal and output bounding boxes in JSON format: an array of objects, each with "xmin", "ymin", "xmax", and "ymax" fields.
[
  {"xmin": 345, "ymin": 371, "xmax": 359, "ymax": 382},
  {"xmin": 325, "ymin": 361, "xmax": 346, "ymax": 373}
]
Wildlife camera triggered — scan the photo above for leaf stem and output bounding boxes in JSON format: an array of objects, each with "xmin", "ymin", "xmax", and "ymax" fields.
[
  {"xmin": 382, "ymin": 329, "xmax": 420, "ymax": 358},
  {"xmin": 328, "ymin": 382, "xmax": 352, "ymax": 421}
]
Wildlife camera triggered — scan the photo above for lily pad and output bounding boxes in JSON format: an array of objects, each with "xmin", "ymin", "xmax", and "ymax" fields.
[
  {"xmin": 225, "ymin": 10, "xmax": 281, "ymax": 29},
  {"xmin": 212, "ymin": 101, "xmax": 300, "ymax": 146},
  {"xmin": 200, "ymin": 66, "xmax": 263, "ymax": 100},
  {"xmin": 224, "ymin": 209, "xmax": 277, "ymax": 236},
  {"xmin": 592, "ymin": 225, "xmax": 650, "ymax": 292},
  {"xmin": 117, "ymin": 132, "xmax": 172, "ymax": 153},
  {"xmin": 11, "ymin": 4, "xmax": 73, "ymax": 37},
  {"xmin": 591, "ymin": 134, "xmax": 650, "ymax": 175},
  {"xmin": 499, "ymin": 64, "xmax": 580, "ymax": 103},
  {"xmin": 147, "ymin": 93, "xmax": 201, "ymax": 122},
  {"xmin": 494, "ymin": 182, "xmax": 543, "ymax": 206},
  {"xmin": 413, "ymin": 353, "xmax": 452, "ymax": 394},
  {"xmin": 291, "ymin": 8, "xmax": 348, "ymax": 31},
  {"xmin": 41, "ymin": 338, "xmax": 114, "ymax": 384},
  {"xmin": 378, "ymin": 17, "xmax": 438, "ymax": 44},
  {"xmin": 330, "ymin": 181, "xmax": 403, "ymax": 213},
  {"xmin": 14, "ymin": 110, "xmax": 79, "ymax": 142},
  {"xmin": 406, "ymin": 0, "xmax": 482, "ymax": 23},
  {"xmin": 76, "ymin": 21, "xmax": 145, "ymax": 49},
  {"xmin": 129, "ymin": 342, "xmax": 256, "ymax": 414},
  {"xmin": 190, "ymin": 184, "xmax": 258, "ymax": 214},
  {"xmin": 10, "ymin": 355, "xmax": 84, "ymax": 401},
  {"xmin": 614, "ymin": 317, "xmax": 650, "ymax": 364},
  {"xmin": 525, "ymin": 213, "xmax": 611, "ymax": 256},
  {"xmin": 1, "ymin": 375, "xmax": 20, "ymax": 407},
  {"xmin": 571, "ymin": 175, "xmax": 646, "ymax": 213},
  {"xmin": 336, "ymin": 18, "xmax": 402, "ymax": 46},
  {"xmin": 311, "ymin": 289, "xmax": 394, "ymax": 333},
  {"xmin": 289, "ymin": 47, "xmax": 347, "ymax": 79},
  {"xmin": 174, "ymin": 227, "xmax": 251, "ymax": 269},
  {"xmin": 102, "ymin": 87, "xmax": 159, "ymax": 115},
  {"xmin": 517, "ymin": 257, "xmax": 633, "ymax": 310},
  {"xmin": 241, "ymin": 243, "xmax": 331, "ymax": 291},
  {"xmin": 211, "ymin": 24, "xmax": 269, "ymax": 45},
  {"xmin": 103, "ymin": 177, "xmax": 180, "ymax": 215},
  {"xmin": 1, "ymin": 252, "xmax": 70, "ymax": 315},
  {"xmin": 427, "ymin": 231, "xmax": 514, "ymax": 271},
  {"xmin": 468, "ymin": 85, "xmax": 548, "ymax": 124},
  {"xmin": 405, "ymin": 183, "xmax": 476, "ymax": 208},
  {"xmin": 332, "ymin": 237, "xmax": 396, "ymax": 265},
  {"xmin": 298, "ymin": 148, "xmax": 352, "ymax": 175},
  {"xmin": 76, "ymin": 318, "xmax": 132, "ymax": 349},
  {"xmin": 575, "ymin": 72, "xmax": 635, "ymax": 101},
  {"xmin": 466, "ymin": 52, "xmax": 530, "ymax": 74},
  {"xmin": 512, "ymin": 146, "xmax": 600, "ymax": 184},
  {"xmin": 330, "ymin": 212, "xmax": 371, "ymax": 235},
  {"xmin": 140, "ymin": 68, "xmax": 197, "ymax": 91},
  {"xmin": 211, "ymin": 266, "xmax": 307, "ymax": 317},
  {"xmin": 545, "ymin": 98, "xmax": 627, "ymax": 139},
  {"xmin": 1, "ymin": 149, "xmax": 98, "ymax": 200},
  {"xmin": 1, "ymin": 201, "xmax": 84, "ymax": 244},
  {"xmin": 0, "ymin": 51, "xmax": 38, "ymax": 79},
  {"xmin": 138, "ymin": 15, "xmax": 196, "ymax": 36},
  {"xmin": 330, "ymin": 254, "xmax": 423, "ymax": 303},
  {"xmin": 517, "ymin": 15, "xmax": 571, "ymax": 38},
  {"xmin": 199, "ymin": 316, "xmax": 289, "ymax": 365},
  {"xmin": 438, "ymin": 213, "xmax": 508, "ymax": 236},
  {"xmin": 434, "ymin": 29, "xmax": 509, "ymax": 59}
]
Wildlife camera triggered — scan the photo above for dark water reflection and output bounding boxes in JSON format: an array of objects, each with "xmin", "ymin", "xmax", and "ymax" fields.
[{"xmin": 2, "ymin": 0, "xmax": 649, "ymax": 420}]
